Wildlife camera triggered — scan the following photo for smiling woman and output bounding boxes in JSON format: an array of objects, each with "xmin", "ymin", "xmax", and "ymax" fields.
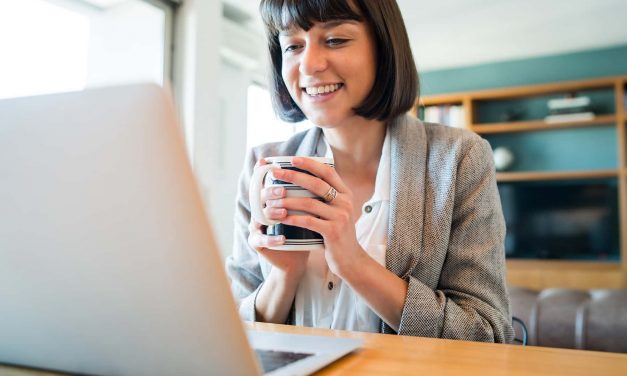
[
  {"xmin": 278, "ymin": 17, "xmax": 377, "ymax": 127},
  {"xmin": 261, "ymin": 0, "xmax": 417, "ymax": 123},
  {"xmin": 227, "ymin": 0, "xmax": 515, "ymax": 344}
]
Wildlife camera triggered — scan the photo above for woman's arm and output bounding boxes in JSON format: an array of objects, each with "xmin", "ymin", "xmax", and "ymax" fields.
[
  {"xmin": 337, "ymin": 252, "xmax": 408, "ymax": 331},
  {"xmin": 389, "ymin": 138, "xmax": 513, "ymax": 342},
  {"xmin": 225, "ymin": 149, "xmax": 267, "ymax": 321},
  {"xmin": 226, "ymin": 150, "xmax": 309, "ymax": 324},
  {"xmin": 274, "ymin": 140, "xmax": 513, "ymax": 342}
]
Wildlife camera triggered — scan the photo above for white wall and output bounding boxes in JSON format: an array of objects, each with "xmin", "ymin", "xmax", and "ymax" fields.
[
  {"xmin": 87, "ymin": 1, "xmax": 165, "ymax": 87},
  {"xmin": 212, "ymin": 62, "xmax": 251, "ymax": 255},
  {"xmin": 174, "ymin": 0, "xmax": 264, "ymax": 258}
]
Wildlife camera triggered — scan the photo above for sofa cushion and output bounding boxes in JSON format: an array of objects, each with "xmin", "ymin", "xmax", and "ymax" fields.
[
  {"xmin": 509, "ymin": 287, "xmax": 627, "ymax": 353},
  {"xmin": 576, "ymin": 290, "xmax": 627, "ymax": 352}
]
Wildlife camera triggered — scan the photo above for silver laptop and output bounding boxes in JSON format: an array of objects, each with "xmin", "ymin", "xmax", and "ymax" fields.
[{"xmin": 0, "ymin": 84, "xmax": 361, "ymax": 376}]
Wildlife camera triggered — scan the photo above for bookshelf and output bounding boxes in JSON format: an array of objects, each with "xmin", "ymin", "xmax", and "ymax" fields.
[
  {"xmin": 471, "ymin": 115, "xmax": 615, "ymax": 134},
  {"xmin": 495, "ymin": 169, "xmax": 619, "ymax": 183},
  {"xmin": 417, "ymin": 76, "xmax": 627, "ymax": 289}
]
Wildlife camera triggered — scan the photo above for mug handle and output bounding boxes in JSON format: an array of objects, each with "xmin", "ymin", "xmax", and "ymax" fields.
[{"xmin": 249, "ymin": 163, "xmax": 280, "ymax": 226}]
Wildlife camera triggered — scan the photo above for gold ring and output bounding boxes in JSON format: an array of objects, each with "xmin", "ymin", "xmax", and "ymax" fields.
[{"xmin": 322, "ymin": 186, "xmax": 337, "ymax": 203}]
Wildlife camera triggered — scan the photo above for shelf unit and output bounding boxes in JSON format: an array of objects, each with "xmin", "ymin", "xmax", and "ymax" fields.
[
  {"xmin": 495, "ymin": 169, "xmax": 619, "ymax": 183},
  {"xmin": 417, "ymin": 76, "xmax": 627, "ymax": 289},
  {"xmin": 472, "ymin": 115, "xmax": 615, "ymax": 134}
]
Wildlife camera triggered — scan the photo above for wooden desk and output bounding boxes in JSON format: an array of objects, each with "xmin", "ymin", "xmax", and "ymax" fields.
[
  {"xmin": 250, "ymin": 323, "xmax": 627, "ymax": 376},
  {"xmin": 2, "ymin": 322, "xmax": 627, "ymax": 375}
]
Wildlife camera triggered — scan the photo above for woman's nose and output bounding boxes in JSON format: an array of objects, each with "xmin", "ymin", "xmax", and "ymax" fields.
[{"xmin": 299, "ymin": 44, "xmax": 328, "ymax": 75}]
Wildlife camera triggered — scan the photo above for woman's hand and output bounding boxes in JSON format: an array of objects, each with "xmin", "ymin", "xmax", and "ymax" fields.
[
  {"xmin": 265, "ymin": 157, "xmax": 366, "ymax": 277},
  {"xmin": 248, "ymin": 159, "xmax": 310, "ymax": 280},
  {"xmin": 260, "ymin": 157, "xmax": 408, "ymax": 330}
]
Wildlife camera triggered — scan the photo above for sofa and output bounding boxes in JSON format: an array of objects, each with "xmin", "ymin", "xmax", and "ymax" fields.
[{"xmin": 509, "ymin": 287, "xmax": 627, "ymax": 353}]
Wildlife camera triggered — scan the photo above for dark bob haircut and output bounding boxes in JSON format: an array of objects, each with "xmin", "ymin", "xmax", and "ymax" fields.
[{"xmin": 260, "ymin": 0, "xmax": 419, "ymax": 123}]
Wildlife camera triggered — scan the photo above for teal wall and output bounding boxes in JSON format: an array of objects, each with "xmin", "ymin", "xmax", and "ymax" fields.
[
  {"xmin": 418, "ymin": 44, "xmax": 627, "ymax": 261},
  {"xmin": 484, "ymin": 127, "xmax": 618, "ymax": 172},
  {"xmin": 419, "ymin": 44, "xmax": 627, "ymax": 96}
]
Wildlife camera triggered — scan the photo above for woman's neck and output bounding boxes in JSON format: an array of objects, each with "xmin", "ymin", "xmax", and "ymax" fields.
[{"xmin": 322, "ymin": 117, "xmax": 386, "ymax": 178}]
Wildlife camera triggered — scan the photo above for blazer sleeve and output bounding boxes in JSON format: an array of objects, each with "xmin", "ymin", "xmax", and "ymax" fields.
[
  {"xmin": 224, "ymin": 148, "xmax": 264, "ymax": 322},
  {"xmin": 397, "ymin": 138, "xmax": 514, "ymax": 343}
]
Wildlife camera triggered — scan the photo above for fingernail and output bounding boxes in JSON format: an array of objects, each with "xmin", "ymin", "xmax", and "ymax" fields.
[
  {"xmin": 271, "ymin": 169, "xmax": 284, "ymax": 178},
  {"xmin": 292, "ymin": 157, "xmax": 303, "ymax": 165},
  {"xmin": 266, "ymin": 200, "xmax": 281, "ymax": 208},
  {"xmin": 272, "ymin": 187, "xmax": 284, "ymax": 196}
]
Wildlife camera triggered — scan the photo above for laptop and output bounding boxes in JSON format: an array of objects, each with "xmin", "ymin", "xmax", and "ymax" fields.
[{"xmin": 0, "ymin": 84, "xmax": 361, "ymax": 376}]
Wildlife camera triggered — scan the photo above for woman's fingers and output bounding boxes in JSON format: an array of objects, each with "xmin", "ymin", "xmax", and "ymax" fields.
[
  {"xmin": 270, "ymin": 158, "xmax": 348, "ymax": 199},
  {"xmin": 247, "ymin": 219, "xmax": 285, "ymax": 249},
  {"xmin": 266, "ymin": 197, "xmax": 340, "ymax": 220},
  {"xmin": 293, "ymin": 157, "xmax": 349, "ymax": 193},
  {"xmin": 260, "ymin": 186, "xmax": 286, "ymax": 202},
  {"xmin": 263, "ymin": 206, "xmax": 287, "ymax": 221},
  {"xmin": 250, "ymin": 232, "xmax": 286, "ymax": 249},
  {"xmin": 280, "ymin": 214, "xmax": 330, "ymax": 238}
]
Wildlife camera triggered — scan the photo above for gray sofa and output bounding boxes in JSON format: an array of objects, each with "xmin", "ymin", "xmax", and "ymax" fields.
[{"xmin": 509, "ymin": 287, "xmax": 627, "ymax": 353}]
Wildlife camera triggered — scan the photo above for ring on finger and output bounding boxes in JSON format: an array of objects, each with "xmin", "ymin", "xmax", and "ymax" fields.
[{"xmin": 322, "ymin": 186, "xmax": 337, "ymax": 203}]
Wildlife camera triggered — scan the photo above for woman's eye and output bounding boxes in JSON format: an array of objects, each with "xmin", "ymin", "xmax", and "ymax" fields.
[
  {"xmin": 283, "ymin": 44, "xmax": 300, "ymax": 53},
  {"xmin": 326, "ymin": 38, "xmax": 347, "ymax": 46}
]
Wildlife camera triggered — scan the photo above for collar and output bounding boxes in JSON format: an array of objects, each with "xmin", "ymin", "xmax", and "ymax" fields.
[{"xmin": 315, "ymin": 127, "xmax": 391, "ymax": 205}]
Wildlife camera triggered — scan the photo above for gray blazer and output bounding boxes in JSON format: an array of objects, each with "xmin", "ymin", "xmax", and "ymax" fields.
[{"xmin": 226, "ymin": 114, "xmax": 515, "ymax": 343}]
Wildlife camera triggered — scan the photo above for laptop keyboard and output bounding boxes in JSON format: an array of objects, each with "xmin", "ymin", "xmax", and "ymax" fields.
[{"xmin": 255, "ymin": 349, "xmax": 314, "ymax": 373}]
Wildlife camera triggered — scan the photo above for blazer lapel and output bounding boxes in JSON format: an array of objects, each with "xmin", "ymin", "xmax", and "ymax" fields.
[
  {"xmin": 291, "ymin": 121, "xmax": 427, "ymax": 278},
  {"xmin": 387, "ymin": 115, "xmax": 427, "ymax": 278},
  {"xmin": 294, "ymin": 127, "xmax": 322, "ymax": 156}
]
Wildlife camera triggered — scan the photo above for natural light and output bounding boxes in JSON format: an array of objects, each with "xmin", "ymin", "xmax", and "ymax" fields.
[
  {"xmin": 246, "ymin": 84, "xmax": 312, "ymax": 149},
  {"xmin": 0, "ymin": 0, "xmax": 165, "ymax": 100},
  {"xmin": 0, "ymin": 0, "xmax": 90, "ymax": 99}
]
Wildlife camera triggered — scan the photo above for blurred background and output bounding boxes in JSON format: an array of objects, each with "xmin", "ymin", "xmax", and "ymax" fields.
[{"xmin": 3, "ymin": 0, "xmax": 627, "ymax": 288}]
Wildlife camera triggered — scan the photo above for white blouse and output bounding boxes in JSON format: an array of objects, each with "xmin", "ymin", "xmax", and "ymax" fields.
[{"xmin": 293, "ymin": 126, "xmax": 391, "ymax": 332}]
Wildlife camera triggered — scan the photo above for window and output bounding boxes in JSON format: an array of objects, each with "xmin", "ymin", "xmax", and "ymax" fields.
[
  {"xmin": 0, "ymin": 0, "xmax": 173, "ymax": 100},
  {"xmin": 246, "ymin": 84, "xmax": 312, "ymax": 149}
]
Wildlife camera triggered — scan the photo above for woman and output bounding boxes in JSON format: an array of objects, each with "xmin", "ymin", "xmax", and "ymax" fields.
[{"xmin": 226, "ymin": 0, "xmax": 514, "ymax": 343}]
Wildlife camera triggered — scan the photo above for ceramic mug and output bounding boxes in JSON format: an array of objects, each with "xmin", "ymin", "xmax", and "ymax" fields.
[{"xmin": 249, "ymin": 156, "xmax": 334, "ymax": 251}]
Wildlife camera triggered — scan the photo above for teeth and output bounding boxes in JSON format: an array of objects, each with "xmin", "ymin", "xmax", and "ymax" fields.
[{"xmin": 305, "ymin": 84, "xmax": 341, "ymax": 96}]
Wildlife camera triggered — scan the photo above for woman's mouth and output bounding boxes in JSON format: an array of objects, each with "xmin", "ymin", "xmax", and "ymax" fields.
[{"xmin": 302, "ymin": 83, "xmax": 344, "ymax": 97}]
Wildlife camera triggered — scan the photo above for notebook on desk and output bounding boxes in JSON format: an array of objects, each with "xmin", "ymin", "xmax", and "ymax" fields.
[{"xmin": 0, "ymin": 84, "xmax": 361, "ymax": 376}]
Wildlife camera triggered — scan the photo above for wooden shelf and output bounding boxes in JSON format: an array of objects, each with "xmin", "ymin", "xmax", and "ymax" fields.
[
  {"xmin": 420, "ymin": 76, "xmax": 627, "ymax": 289},
  {"xmin": 457, "ymin": 76, "xmax": 619, "ymax": 101},
  {"xmin": 471, "ymin": 115, "xmax": 616, "ymax": 134},
  {"xmin": 506, "ymin": 260, "xmax": 624, "ymax": 289},
  {"xmin": 419, "ymin": 95, "xmax": 464, "ymax": 106},
  {"xmin": 507, "ymin": 259, "xmax": 621, "ymax": 271},
  {"xmin": 496, "ymin": 169, "xmax": 619, "ymax": 183}
]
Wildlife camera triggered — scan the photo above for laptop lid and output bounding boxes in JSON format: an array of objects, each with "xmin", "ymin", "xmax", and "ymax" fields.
[{"xmin": 0, "ymin": 85, "xmax": 262, "ymax": 376}]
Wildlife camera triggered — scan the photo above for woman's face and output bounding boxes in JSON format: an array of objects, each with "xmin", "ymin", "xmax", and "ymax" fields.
[{"xmin": 278, "ymin": 19, "xmax": 377, "ymax": 127}]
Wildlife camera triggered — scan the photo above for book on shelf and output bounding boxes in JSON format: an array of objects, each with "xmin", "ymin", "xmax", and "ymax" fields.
[
  {"xmin": 547, "ymin": 96, "xmax": 591, "ymax": 111},
  {"xmin": 544, "ymin": 112, "xmax": 595, "ymax": 123},
  {"xmin": 545, "ymin": 94, "xmax": 595, "ymax": 123},
  {"xmin": 422, "ymin": 104, "xmax": 465, "ymax": 128}
]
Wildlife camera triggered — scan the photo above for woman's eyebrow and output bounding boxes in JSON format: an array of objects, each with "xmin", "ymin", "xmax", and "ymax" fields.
[
  {"xmin": 278, "ymin": 19, "xmax": 361, "ymax": 36},
  {"xmin": 319, "ymin": 19, "xmax": 360, "ymax": 29}
]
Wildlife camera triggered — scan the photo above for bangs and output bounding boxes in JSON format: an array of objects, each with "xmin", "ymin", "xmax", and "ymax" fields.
[{"xmin": 261, "ymin": 0, "xmax": 364, "ymax": 35}]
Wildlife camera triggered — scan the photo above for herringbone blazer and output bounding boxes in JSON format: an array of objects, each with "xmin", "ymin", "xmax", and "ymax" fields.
[{"xmin": 226, "ymin": 114, "xmax": 515, "ymax": 343}]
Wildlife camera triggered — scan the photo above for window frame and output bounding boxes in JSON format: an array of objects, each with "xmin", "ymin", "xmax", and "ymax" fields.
[{"xmin": 140, "ymin": 0, "xmax": 178, "ymax": 83}]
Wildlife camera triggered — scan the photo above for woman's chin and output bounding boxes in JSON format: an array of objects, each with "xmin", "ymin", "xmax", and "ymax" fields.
[{"xmin": 303, "ymin": 112, "xmax": 345, "ymax": 128}]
